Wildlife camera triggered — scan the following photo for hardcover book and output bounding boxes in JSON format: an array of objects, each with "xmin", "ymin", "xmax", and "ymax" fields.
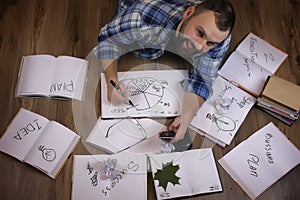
[
  {"xmin": 15, "ymin": 54, "xmax": 89, "ymax": 100},
  {"xmin": 218, "ymin": 32, "xmax": 288, "ymax": 97},
  {"xmin": 219, "ymin": 122, "xmax": 300, "ymax": 199},
  {"xmin": 0, "ymin": 108, "xmax": 81, "ymax": 179}
]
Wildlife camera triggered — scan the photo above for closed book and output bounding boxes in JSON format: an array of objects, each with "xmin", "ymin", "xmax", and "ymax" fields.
[
  {"xmin": 258, "ymin": 106, "xmax": 295, "ymax": 126},
  {"xmin": 257, "ymin": 97, "xmax": 299, "ymax": 120},
  {"xmin": 262, "ymin": 75, "xmax": 300, "ymax": 112}
]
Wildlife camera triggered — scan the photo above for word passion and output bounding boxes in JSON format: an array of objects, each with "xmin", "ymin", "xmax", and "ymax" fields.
[
  {"xmin": 13, "ymin": 119, "xmax": 42, "ymax": 140},
  {"xmin": 247, "ymin": 132, "xmax": 275, "ymax": 177},
  {"xmin": 86, "ymin": 160, "xmax": 140, "ymax": 197}
]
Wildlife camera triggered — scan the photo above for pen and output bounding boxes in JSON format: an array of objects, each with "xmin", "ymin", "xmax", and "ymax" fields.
[{"xmin": 109, "ymin": 80, "xmax": 134, "ymax": 107}]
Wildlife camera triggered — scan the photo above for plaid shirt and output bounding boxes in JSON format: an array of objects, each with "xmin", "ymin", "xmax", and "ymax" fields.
[{"xmin": 94, "ymin": 0, "xmax": 231, "ymax": 100}]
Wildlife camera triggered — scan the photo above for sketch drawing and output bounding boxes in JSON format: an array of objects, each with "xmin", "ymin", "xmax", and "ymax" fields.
[
  {"xmin": 123, "ymin": 77, "xmax": 165, "ymax": 110},
  {"xmin": 101, "ymin": 70, "xmax": 188, "ymax": 118},
  {"xmin": 38, "ymin": 145, "xmax": 56, "ymax": 162},
  {"xmin": 86, "ymin": 117, "xmax": 165, "ymax": 154},
  {"xmin": 149, "ymin": 149, "xmax": 222, "ymax": 200},
  {"xmin": 72, "ymin": 154, "xmax": 147, "ymax": 200},
  {"xmin": 190, "ymin": 76, "xmax": 256, "ymax": 146}
]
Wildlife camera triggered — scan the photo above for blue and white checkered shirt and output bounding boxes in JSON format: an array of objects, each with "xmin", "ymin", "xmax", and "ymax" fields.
[{"xmin": 94, "ymin": 0, "xmax": 231, "ymax": 100}]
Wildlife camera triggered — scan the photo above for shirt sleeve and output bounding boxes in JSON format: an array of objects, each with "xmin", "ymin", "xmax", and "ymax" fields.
[
  {"xmin": 181, "ymin": 34, "xmax": 232, "ymax": 100},
  {"xmin": 93, "ymin": 8, "xmax": 144, "ymax": 60}
]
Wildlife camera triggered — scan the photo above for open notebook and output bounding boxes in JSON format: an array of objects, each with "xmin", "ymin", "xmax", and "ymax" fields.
[
  {"xmin": 72, "ymin": 154, "xmax": 147, "ymax": 200},
  {"xmin": 0, "ymin": 108, "xmax": 80, "ymax": 179},
  {"xmin": 15, "ymin": 54, "xmax": 88, "ymax": 100},
  {"xmin": 218, "ymin": 32, "xmax": 287, "ymax": 97},
  {"xmin": 86, "ymin": 117, "xmax": 165, "ymax": 154},
  {"xmin": 219, "ymin": 122, "xmax": 300, "ymax": 199},
  {"xmin": 101, "ymin": 70, "xmax": 188, "ymax": 118},
  {"xmin": 189, "ymin": 76, "xmax": 256, "ymax": 147},
  {"xmin": 149, "ymin": 148, "xmax": 222, "ymax": 199}
]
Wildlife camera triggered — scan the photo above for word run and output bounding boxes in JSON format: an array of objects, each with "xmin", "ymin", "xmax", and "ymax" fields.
[
  {"xmin": 86, "ymin": 160, "xmax": 140, "ymax": 196},
  {"xmin": 50, "ymin": 80, "xmax": 74, "ymax": 93},
  {"xmin": 14, "ymin": 119, "xmax": 42, "ymax": 140}
]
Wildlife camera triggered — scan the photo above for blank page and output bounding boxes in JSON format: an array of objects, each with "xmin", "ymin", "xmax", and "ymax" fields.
[{"xmin": 16, "ymin": 55, "xmax": 56, "ymax": 96}]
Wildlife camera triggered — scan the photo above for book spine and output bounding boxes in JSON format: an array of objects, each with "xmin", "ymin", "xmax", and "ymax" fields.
[
  {"xmin": 261, "ymin": 94, "xmax": 299, "ymax": 113},
  {"xmin": 257, "ymin": 98, "xmax": 299, "ymax": 119},
  {"xmin": 258, "ymin": 106, "xmax": 295, "ymax": 126}
]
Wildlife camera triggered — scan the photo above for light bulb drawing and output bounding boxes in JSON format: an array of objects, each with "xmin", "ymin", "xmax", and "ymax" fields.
[
  {"xmin": 206, "ymin": 113, "xmax": 237, "ymax": 133},
  {"xmin": 38, "ymin": 145, "xmax": 56, "ymax": 162}
]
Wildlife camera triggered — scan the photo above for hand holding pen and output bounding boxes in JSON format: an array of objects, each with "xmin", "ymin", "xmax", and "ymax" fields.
[{"xmin": 109, "ymin": 80, "xmax": 134, "ymax": 107}]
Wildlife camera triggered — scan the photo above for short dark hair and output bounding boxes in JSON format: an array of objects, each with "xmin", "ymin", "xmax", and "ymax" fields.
[{"xmin": 194, "ymin": 0, "xmax": 235, "ymax": 32}]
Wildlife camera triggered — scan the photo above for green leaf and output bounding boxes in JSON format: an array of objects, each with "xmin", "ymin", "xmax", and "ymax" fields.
[{"xmin": 153, "ymin": 161, "xmax": 181, "ymax": 191}]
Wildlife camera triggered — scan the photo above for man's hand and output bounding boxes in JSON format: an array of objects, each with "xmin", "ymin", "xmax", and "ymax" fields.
[
  {"xmin": 168, "ymin": 92, "xmax": 205, "ymax": 143},
  {"xmin": 168, "ymin": 116, "xmax": 188, "ymax": 143},
  {"xmin": 102, "ymin": 59, "xmax": 129, "ymax": 105},
  {"xmin": 107, "ymin": 81, "xmax": 128, "ymax": 105}
]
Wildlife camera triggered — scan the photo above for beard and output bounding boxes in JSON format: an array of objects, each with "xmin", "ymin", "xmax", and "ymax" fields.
[{"xmin": 172, "ymin": 17, "xmax": 205, "ymax": 59}]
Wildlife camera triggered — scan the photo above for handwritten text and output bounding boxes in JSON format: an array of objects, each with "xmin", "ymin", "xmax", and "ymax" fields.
[
  {"xmin": 14, "ymin": 119, "xmax": 42, "ymax": 140},
  {"xmin": 264, "ymin": 133, "xmax": 274, "ymax": 164},
  {"xmin": 247, "ymin": 153, "xmax": 260, "ymax": 177}
]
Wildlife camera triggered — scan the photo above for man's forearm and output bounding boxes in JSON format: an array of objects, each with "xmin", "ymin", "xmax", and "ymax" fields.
[
  {"xmin": 181, "ymin": 92, "xmax": 205, "ymax": 127},
  {"xmin": 102, "ymin": 59, "xmax": 118, "ymax": 84}
]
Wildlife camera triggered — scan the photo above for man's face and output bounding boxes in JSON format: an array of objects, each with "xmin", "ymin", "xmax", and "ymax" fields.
[{"xmin": 177, "ymin": 7, "xmax": 230, "ymax": 56}]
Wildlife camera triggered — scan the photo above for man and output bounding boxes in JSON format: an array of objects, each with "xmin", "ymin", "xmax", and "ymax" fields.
[{"xmin": 94, "ymin": 0, "xmax": 235, "ymax": 142}]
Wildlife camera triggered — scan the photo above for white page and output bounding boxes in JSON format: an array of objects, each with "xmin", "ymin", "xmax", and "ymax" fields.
[
  {"xmin": 219, "ymin": 122, "xmax": 300, "ymax": 199},
  {"xmin": 86, "ymin": 118, "xmax": 164, "ymax": 154},
  {"xmin": 218, "ymin": 51, "xmax": 271, "ymax": 96},
  {"xmin": 236, "ymin": 32, "xmax": 288, "ymax": 74},
  {"xmin": 72, "ymin": 154, "xmax": 147, "ymax": 200},
  {"xmin": 24, "ymin": 121, "xmax": 79, "ymax": 175},
  {"xmin": 245, "ymin": 123, "xmax": 300, "ymax": 175},
  {"xmin": 16, "ymin": 55, "xmax": 56, "ymax": 96},
  {"xmin": 101, "ymin": 70, "xmax": 187, "ymax": 118},
  {"xmin": 149, "ymin": 148, "xmax": 222, "ymax": 200},
  {"xmin": 51, "ymin": 56, "xmax": 88, "ymax": 100},
  {"xmin": 0, "ymin": 108, "xmax": 49, "ymax": 161},
  {"xmin": 190, "ymin": 76, "xmax": 256, "ymax": 145}
]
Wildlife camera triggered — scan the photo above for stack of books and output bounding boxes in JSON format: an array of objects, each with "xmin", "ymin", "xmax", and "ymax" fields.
[{"xmin": 257, "ymin": 75, "xmax": 300, "ymax": 125}]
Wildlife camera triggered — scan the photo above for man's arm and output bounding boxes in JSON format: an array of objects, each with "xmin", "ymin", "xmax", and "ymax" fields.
[
  {"xmin": 102, "ymin": 59, "xmax": 128, "ymax": 105},
  {"xmin": 169, "ymin": 91, "xmax": 204, "ymax": 142},
  {"xmin": 169, "ymin": 35, "xmax": 232, "ymax": 141}
]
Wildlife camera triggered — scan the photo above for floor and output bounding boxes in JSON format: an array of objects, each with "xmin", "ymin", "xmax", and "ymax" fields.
[{"xmin": 0, "ymin": 0, "xmax": 299, "ymax": 199}]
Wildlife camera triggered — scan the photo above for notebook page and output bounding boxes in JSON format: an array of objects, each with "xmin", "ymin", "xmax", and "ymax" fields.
[
  {"xmin": 101, "ymin": 70, "xmax": 187, "ymax": 118},
  {"xmin": 242, "ymin": 122, "xmax": 300, "ymax": 178},
  {"xmin": 149, "ymin": 149, "xmax": 222, "ymax": 199},
  {"xmin": 219, "ymin": 122, "xmax": 300, "ymax": 199},
  {"xmin": 72, "ymin": 154, "xmax": 147, "ymax": 200},
  {"xmin": 236, "ymin": 33, "xmax": 287, "ymax": 74},
  {"xmin": 51, "ymin": 56, "xmax": 88, "ymax": 100},
  {"xmin": 24, "ymin": 121, "xmax": 78, "ymax": 175},
  {"xmin": 218, "ymin": 51, "xmax": 271, "ymax": 96},
  {"xmin": 86, "ymin": 118, "xmax": 164, "ymax": 154},
  {"xmin": 190, "ymin": 76, "xmax": 256, "ymax": 145},
  {"xmin": 16, "ymin": 55, "xmax": 56, "ymax": 96},
  {"xmin": 0, "ymin": 108, "xmax": 49, "ymax": 161}
]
